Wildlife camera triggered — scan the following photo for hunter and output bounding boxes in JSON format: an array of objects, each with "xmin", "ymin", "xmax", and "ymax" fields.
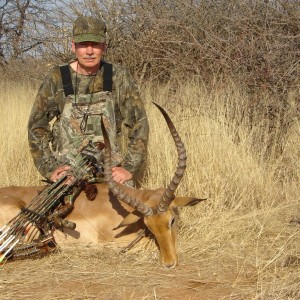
[{"xmin": 28, "ymin": 15, "xmax": 149, "ymax": 190}]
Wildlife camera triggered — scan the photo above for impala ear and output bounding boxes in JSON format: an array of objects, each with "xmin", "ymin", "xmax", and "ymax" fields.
[
  {"xmin": 113, "ymin": 213, "xmax": 142, "ymax": 229},
  {"xmin": 172, "ymin": 197, "xmax": 207, "ymax": 208}
]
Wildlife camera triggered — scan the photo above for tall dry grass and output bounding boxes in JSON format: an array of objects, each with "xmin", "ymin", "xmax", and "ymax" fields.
[
  {"xmin": 0, "ymin": 80, "xmax": 42, "ymax": 186},
  {"xmin": 0, "ymin": 78, "xmax": 299, "ymax": 299},
  {"xmin": 141, "ymin": 79, "xmax": 300, "ymax": 299}
]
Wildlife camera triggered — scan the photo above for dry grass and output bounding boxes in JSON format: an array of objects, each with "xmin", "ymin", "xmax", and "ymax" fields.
[
  {"xmin": 0, "ymin": 80, "xmax": 43, "ymax": 186},
  {"xmin": 0, "ymin": 79, "xmax": 299, "ymax": 299}
]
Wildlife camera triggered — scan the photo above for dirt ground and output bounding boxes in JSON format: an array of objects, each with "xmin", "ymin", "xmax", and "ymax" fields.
[{"xmin": 0, "ymin": 243, "xmax": 259, "ymax": 300}]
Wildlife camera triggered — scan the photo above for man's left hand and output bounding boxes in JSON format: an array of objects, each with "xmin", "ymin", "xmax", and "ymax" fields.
[{"xmin": 112, "ymin": 167, "xmax": 133, "ymax": 184}]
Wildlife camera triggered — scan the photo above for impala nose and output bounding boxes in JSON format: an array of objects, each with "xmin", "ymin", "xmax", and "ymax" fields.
[{"xmin": 163, "ymin": 261, "xmax": 177, "ymax": 269}]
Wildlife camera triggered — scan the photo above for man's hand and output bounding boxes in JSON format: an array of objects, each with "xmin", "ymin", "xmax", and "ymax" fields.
[
  {"xmin": 50, "ymin": 165, "xmax": 74, "ymax": 184},
  {"xmin": 112, "ymin": 167, "xmax": 133, "ymax": 184}
]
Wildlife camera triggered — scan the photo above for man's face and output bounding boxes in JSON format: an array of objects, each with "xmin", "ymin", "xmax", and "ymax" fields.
[{"xmin": 72, "ymin": 41, "xmax": 106, "ymax": 70}]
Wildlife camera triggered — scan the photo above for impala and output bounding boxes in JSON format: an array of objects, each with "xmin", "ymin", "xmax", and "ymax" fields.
[{"xmin": 0, "ymin": 103, "xmax": 205, "ymax": 268}]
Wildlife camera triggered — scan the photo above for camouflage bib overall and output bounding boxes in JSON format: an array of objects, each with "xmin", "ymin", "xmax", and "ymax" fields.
[{"xmin": 53, "ymin": 64, "xmax": 123, "ymax": 173}]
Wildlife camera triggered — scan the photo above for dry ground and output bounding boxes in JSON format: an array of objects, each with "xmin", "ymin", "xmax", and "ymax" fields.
[{"xmin": 0, "ymin": 245, "xmax": 256, "ymax": 300}]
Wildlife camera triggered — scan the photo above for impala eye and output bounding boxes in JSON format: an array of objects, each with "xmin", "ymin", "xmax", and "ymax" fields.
[{"xmin": 169, "ymin": 216, "xmax": 176, "ymax": 228}]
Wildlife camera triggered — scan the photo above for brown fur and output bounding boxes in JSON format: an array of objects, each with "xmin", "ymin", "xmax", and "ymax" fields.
[{"xmin": 0, "ymin": 183, "xmax": 205, "ymax": 267}]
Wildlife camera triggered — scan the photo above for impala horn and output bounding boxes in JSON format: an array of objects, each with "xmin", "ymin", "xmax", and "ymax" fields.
[
  {"xmin": 101, "ymin": 117, "xmax": 153, "ymax": 216},
  {"xmin": 152, "ymin": 103, "xmax": 187, "ymax": 213}
]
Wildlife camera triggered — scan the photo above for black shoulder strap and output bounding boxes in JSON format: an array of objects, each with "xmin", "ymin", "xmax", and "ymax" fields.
[
  {"xmin": 59, "ymin": 64, "xmax": 74, "ymax": 96},
  {"xmin": 59, "ymin": 62, "xmax": 113, "ymax": 96},
  {"xmin": 102, "ymin": 61, "xmax": 113, "ymax": 92}
]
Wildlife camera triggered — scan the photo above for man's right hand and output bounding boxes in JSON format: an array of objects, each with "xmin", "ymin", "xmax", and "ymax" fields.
[{"xmin": 50, "ymin": 165, "xmax": 74, "ymax": 184}]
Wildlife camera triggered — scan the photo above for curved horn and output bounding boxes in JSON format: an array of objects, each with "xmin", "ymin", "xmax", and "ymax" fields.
[
  {"xmin": 153, "ymin": 103, "xmax": 187, "ymax": 213},
  {"xmin": 100, "ymin": 117, "xmax": 153, "ymax": 216}
]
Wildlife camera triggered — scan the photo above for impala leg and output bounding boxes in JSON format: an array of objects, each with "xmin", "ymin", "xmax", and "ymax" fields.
[{"xmin": 119, "ymin": 229, "xmax": 146, "ymax": 253}]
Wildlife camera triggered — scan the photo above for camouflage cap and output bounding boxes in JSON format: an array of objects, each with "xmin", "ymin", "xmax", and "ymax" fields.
[{"xmin": 73, "ymin": 16, "xmax": 107, "ymax": 43}]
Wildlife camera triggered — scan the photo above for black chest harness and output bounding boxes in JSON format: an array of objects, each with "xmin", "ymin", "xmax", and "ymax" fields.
[{"xmin": 59, "ymin": 61, "xmax": 113, "ymax": 97}]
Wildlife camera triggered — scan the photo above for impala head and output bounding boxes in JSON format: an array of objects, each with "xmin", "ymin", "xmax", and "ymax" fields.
[
  {"xmin": 142, "ymin": 195, "xmax": 202, "ymax": 268},
  {"xmin": 101, "ymin": 103, "xmax": 206, "ymax": 268}
]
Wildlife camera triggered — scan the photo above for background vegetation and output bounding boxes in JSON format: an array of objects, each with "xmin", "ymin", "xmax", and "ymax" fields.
[
  {"xmin": 0, "ymin": 0, "xmax": 299, "ymax": 299},
  {"xmin": 1, "ymin": 1, "xmax": 299, "ymax": 91}
]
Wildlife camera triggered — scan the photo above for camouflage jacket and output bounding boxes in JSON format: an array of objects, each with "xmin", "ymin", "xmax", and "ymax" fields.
[{"xmin": 28, "ymin": 61, "xmax": 149, "ymax": 180}]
